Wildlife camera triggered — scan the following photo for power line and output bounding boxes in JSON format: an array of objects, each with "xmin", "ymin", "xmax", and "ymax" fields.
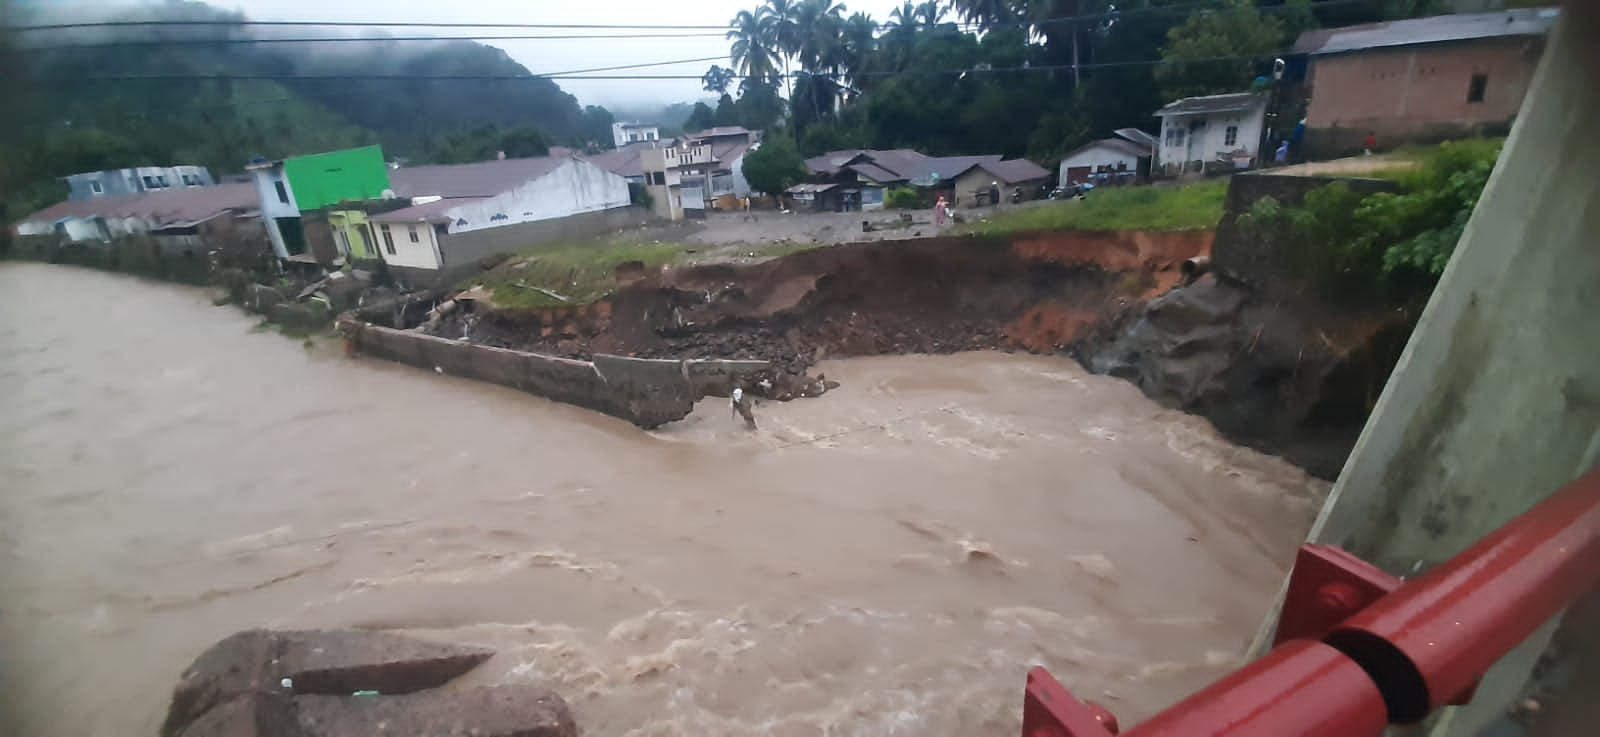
[
  {"xmin": 28, "ymin": 51, "xmax": 1296, "ymax": 84},
  {"xmin": 3, "ymin": 0, "xmax": 1378, "ymax": 36},
  {"xmin": 23, "ymin": 32, "xmax": 730, "ymax": 51}
]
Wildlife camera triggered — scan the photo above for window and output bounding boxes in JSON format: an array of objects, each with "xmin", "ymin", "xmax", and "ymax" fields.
[
  {"xmin": 1467, "ymin": 73, "xmax": 1487, "ymax": 103},
  {"xmin": 407, "ymin": 225, "xmax": 419, "ymax": 243},
  {"xmin": 143, "ymin": 175, "xmax": 157, "ymax": 189},
  {"xmin": 1174, "ymin": 128, "xmax": 1186, "ymax": 146},
  {"xmin": 650, "ymin": 172, "xmax": 667, "ymax": 186},
  {"xmin": 1224, "ymin": 125, "xmax": 1239, "ymax": 147},
  {"xmin": 89, "ymin": 180, "xmax": 103, "ymax": 194},
  {"xmin": 274, "ymin": 180, "xmax": 289, "ymax": 204},
  {"xmin": 156, "ymin": 175, "xmax": 169, "ymax": 188},
  {"xmin": 380, "ymin": 224, "xmax": 396, "ymax": 255}
]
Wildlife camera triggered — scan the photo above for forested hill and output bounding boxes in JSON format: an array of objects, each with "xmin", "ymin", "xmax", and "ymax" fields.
[{"xmin": 0, "ymin": 0, "xmax": 608, "ymax": 217}]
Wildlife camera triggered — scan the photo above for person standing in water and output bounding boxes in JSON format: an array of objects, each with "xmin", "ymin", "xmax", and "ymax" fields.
[{"xmin": 731, "ymin": 387, "xmax": 757, "ymax": 430}]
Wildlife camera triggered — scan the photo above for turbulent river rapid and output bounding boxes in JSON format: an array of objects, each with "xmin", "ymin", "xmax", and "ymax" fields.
[{"xmin": 0, "ymin": 262, "xmax": 1326, "ymax": 737}]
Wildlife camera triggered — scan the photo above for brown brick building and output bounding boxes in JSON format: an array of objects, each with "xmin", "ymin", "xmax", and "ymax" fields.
[{"xmin": 1294, "ymin": 8, "xmax": 1558, "ymax": 156}]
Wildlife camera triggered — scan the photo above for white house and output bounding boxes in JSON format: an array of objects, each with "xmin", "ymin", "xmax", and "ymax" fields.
[
  {"xmin": 371, "ymin": 156, "xmax": 632, "ymax": 277},
  {"xmin": 244, "ymin": 158, "xmax": 305, "ymax": 260},
  {"xmin": 1153, "ymin": 92, "xmax": 1267, "ymax": 176},
  {"xmin": 611, "ymin": 121, "xmax": 661, "ymax": 148},
  {"xmin": 1058, "ymin": 130, "xmax": 1155, "ymax": 185}
]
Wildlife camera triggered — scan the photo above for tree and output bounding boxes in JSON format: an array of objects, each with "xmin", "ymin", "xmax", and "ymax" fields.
[
  {"xmin": 702, "ymin": 64, "xmax": 737, "ymax": 94},
  {"xmin": 736, "ymin": 80, "xmax": 787, "ymax": 131},
  {"xmin": 763, "ymin": 0, "xmax": 804, "ymax": 94},
  {"xmin": 713, "ymin": 93, "xmax": 742, "ymax": 127},
  {"xmin": 728, "ymin": 9, "xmax": 780, "ymax": 85},
  {"xmin": 1155, "ymin": 0, "xmax": 1287, "ymax": 101},
  {"xmin": 578, "ymin": 105, "xmax": 615, "ymax": 149},
  {"xmin": 684, "ymin": 102, "xmax": 717, "ymax": 132},
  {"xmin": 741, "ymin": 135, "xmax": 806, "ymax": 195}
]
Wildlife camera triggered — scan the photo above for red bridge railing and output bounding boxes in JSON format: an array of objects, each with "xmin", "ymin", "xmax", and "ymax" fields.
[{"xmin": 1023, "ymin": 466, "xmax": 1600, "ymax": 737}]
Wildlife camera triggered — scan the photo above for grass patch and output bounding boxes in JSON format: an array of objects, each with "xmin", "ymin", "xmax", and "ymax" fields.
[
  {"xmin": 959, "ymin": 181, "xmax": 1227, "ymax": 235},
  {"xmin": 466, "ymin": 239, "xmax": 695, "ymax": 309}
]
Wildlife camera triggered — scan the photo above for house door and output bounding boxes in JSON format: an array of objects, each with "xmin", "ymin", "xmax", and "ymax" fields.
[
  {"xmin": 1186, "ymin": 119, "xmax": 1207, "ymax": 170},
  {"xmin": 1065, "ymin": 166, "xmax": 1091, "ymax": 185}
]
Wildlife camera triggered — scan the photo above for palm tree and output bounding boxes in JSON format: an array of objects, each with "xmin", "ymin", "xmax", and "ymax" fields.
[
  {"xmin": 914, "ymin": 0, "xmax": 946, "ymax": 29},
  {"xmin": 949, "ymin": 0, "xmax": 1017, "ymax": 30},
  {"xmin": 883, "ymin": 1, "xmax": 919, "ymax": 71},
  {"xmin": 794, "ymin": 0, "xmax": 848, "ymax": 73},
  {"xmin": 728, "ymin": 10, "xmax": 779, "ymax": 86},
  {"xmin": 839, "ymin": 11, "xmax": 877, "ymax": 86},
  {"xmin": 763, "ymin": 0, "xmax": 803, "ymax": 95}
]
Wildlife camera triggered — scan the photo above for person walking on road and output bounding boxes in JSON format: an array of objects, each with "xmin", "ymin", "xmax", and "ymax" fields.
[{"xmin": 1364, "ymin": 131, "xmax": 1377, "ymax": 156}]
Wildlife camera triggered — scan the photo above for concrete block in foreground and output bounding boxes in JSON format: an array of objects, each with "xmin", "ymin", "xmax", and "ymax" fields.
[{"xmin": 296, "ymin": 686, "xmax": 578, "ymax": 737}]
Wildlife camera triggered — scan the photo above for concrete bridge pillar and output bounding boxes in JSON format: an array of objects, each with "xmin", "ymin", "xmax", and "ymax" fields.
[{"xmin": 1249, "ymin": 5, "xmax": 1600, "ymax": 735}]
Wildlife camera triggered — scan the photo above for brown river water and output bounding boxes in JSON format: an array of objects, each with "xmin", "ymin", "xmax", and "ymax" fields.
[{"xmin": 0, "ymin": 262, "xmax": 1326, "ymax": 737}]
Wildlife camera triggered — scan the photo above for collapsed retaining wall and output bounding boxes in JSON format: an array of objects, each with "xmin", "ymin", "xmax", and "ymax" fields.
[{"xmin": 340, "ymin": 320, "xmax": 767, "ymax": 427}]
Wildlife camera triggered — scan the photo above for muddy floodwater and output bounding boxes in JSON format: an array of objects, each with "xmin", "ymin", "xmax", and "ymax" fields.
[{"xmin": 0, "ymin": 262, "xmax": 1325, "ymax": 737}]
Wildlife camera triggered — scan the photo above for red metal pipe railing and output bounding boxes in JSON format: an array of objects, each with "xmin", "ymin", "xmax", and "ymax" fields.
[{"xmin": 1023, "ymin": 466, "xmax": 1600, "ymax": 737}]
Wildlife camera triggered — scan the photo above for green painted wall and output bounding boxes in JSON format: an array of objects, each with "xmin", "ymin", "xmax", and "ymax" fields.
[
  {"xmin": 328, "ymin": 210, "xmax": 380, "ymax": 260},
  {"xmin": 283, "ymin": 146, "xmax": 391, "ymax": 212}
]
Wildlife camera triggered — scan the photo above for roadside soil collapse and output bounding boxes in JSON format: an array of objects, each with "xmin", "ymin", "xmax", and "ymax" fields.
[
  {"xmin": 408, "ymin": 227, "xmax": 1407, "ymax": 478},
  {"xmin": 425, "ymin": 230, "xmax": 1210, "ymax": 387}
]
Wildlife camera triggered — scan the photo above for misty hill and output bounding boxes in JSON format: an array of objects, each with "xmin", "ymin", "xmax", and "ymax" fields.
[{"xmin": 2, "ymin": 0, "xmax": 599, "ymax": 215}]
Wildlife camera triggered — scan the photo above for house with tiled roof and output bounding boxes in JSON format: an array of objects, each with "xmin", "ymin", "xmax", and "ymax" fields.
[
  {"xmin": 803, "ymin": 149, "xmax": 1051, "ymax": 210},
  {"xmin": 1293, "ymin": 8, "xmax": 1557, "ymax": 155}
]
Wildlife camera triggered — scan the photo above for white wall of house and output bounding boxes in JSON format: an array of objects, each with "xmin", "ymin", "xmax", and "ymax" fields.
[
  {"xmin": 730, "ymin": 148, "xmax": 755, "ymax": 197},
  {"xmin": 61, "ymin": 218, "xmax": 107, "ymax": 242},
  {"xmin": 16, "ymin": 221, "xmax": 53, "ymax": 236},
  {"xmin": 1156, "ymin": 105, "xmax": 1266, "ymax": 170},
  {"xmin": 440, "ymin": 159, "xmax": 629, "ymax": 234},
  {"xmin": 375, "ymin": 220, "xmax": 444, "ymax": 270},
  {"xmin": 1059, "ymin": 144, "xmax": 1143, "ymax": 181},
  {"xmin": 250, "ymin": 165, "xmax": 301, "ymax": 258}
]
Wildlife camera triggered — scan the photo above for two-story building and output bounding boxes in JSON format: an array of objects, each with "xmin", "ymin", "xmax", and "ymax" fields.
[
  {"xmin": 633, "ymin": 127, "xmax": 760, "ymax": 219},
  {"xmin": 1153, "ymin": 92, "xmax": 1268, "ymax": 177},
  {"xmin": 610, "ymin": 122, "xmax": 661, "ymax": 148},
  {"xmin": 65, "ymin": 165, "xmax": 214, "ymax": 200},
  {"xmin": 246, "ymin": 145, "xmax": 392, "ymax": 262}
]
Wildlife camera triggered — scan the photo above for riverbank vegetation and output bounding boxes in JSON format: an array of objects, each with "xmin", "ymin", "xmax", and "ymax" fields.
[
  {"xmin": 961, "ymin": 181, "xmax": 1228, "ymax": 235},
  {"xmin": 467, "ymin": 241, "xmax": 694, "ymax": 310},
  {"xmin": 1239, "ymin": 138, "xmax": 1503, "ymax": 296}
]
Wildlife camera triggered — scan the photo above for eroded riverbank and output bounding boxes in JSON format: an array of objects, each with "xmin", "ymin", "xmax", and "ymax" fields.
[{"xmin": 0, "ymin": 263, "xmax": 1325, "ymax": 737}]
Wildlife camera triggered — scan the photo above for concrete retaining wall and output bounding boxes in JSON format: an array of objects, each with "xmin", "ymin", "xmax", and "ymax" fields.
[
  {"xmin": 440, "ymin": 206, "xmax": 652, "ymax": 269},
  {"xmin": 342, "ymin": 320, "xmax": 767, "ymax": 427}
]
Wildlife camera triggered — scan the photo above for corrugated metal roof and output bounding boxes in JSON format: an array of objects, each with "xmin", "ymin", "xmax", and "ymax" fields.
[
  {"xmin": 1294, "ymin": 8, "xmax": 1558, "ymax": 56},
  {"xmin": 1114, "ymin": 128, "xmax": 1159, "ymax": 149},
  {"xmin": 14, "ymin": 181, "xmax": 258, "ymax": 228},
  {"xmin": 965, "ymin": 158, "xmax": 1053, "ymax": 184},
  {"xmin": 581, "ymin": 141, "xmax": 654, "ymax": 178},
  {"xmin": 1063, "ymin": 137, "xmax": 1153, "ymax": 161},
  {"xmin": 387, "ymin": 156, "xmax": 569, "ymax": 199},
  {"xmin": 846, "ymin": 162, "xmax": 907, "ymax": 183},
  {"xmin": 786, "ymin": 183, "xmax": 840, "ymax": 194},
  {"xmin": 1156, "ymin": 92, "xmax": 1265, "ymax": 117},
  {"xmin": 369, "ymin": 197, "xmax": 488, "ymax": 224}
]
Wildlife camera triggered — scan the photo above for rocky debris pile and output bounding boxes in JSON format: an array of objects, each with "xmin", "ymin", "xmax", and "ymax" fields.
[{"xmin": 162, "ymin": 629, "xmax": 575, "ymax": 737}]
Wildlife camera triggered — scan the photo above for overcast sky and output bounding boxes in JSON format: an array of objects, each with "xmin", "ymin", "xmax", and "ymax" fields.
[{"xmin": 207, "ymin": 0, "xmax": 915, "ymax": 109}]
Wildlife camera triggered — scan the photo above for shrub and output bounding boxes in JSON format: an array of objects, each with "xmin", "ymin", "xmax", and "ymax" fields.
[{"xmin": 885, "ymin": 187, "xmax": 921, "ymax": 209}]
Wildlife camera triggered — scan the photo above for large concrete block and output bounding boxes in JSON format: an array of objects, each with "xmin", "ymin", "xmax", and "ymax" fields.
[
  {"xmin": 162, "ymin": 630, "xmax": 493, "ymax": 737},
  {"xmin": 296, "ymin": 686, "xmax": 576, "ymax": 737}
]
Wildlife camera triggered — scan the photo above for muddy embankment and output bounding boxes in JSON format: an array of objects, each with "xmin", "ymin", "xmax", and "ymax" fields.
[
  {"xmin": 423, "ymin": 190, "xmax": 1414, "ymax": 478},
  {"xmin": 433, "ymin": 229, "xmax": 1205, "ymax": 375}
]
